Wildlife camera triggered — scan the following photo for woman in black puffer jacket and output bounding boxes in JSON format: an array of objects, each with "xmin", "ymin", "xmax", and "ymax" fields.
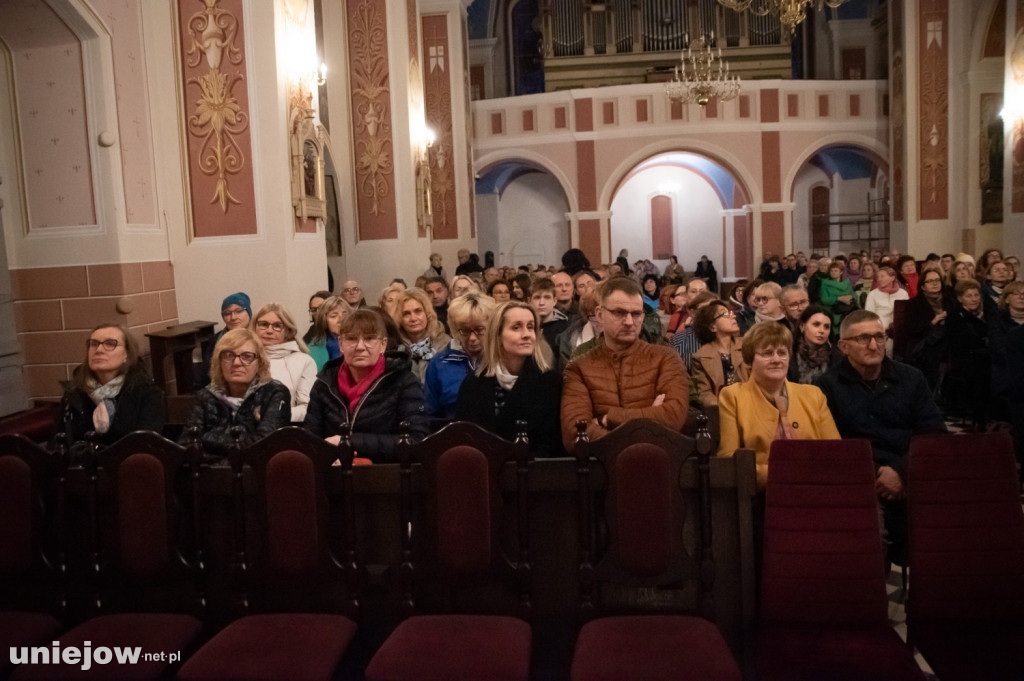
[
  {"xmin": 183, "ymin": 328, "xmax": 291, "ymax": 460},
  {"xmin": 304, "ymin": 309, "xmax": 428, "ymax": 462}
]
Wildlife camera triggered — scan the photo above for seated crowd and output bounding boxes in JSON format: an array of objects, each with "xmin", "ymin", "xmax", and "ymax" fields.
[{"xmin": 60, "ymin": 246, "xmax": 1024, "ymax": 564}]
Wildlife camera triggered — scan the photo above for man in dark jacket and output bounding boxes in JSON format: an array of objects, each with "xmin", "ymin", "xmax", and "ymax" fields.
[{"xmin": 815, "ymin": 310, "xmax": 946, "ymax": 565}]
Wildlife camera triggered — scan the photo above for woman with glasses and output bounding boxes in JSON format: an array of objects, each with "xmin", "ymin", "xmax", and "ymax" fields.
[
  {"xmin": 251, "ymin": 303, "xmax": 317, "ymax": 422},
  {"xmin": 302, "ymin": 290, "xmax": 332, "ymax": 345},
  {"xmin": 308, "ymin": 296, "xmax": 352, "ymax": 371},
  {"xmin": 718, "ymin": 321, "xmax": 839, "ymax": 489},
  {"xmin": 60, "ymin": 324, "xmax": 164, "ymax": 448},
  {"xmin": 487, "ymin": 279, "xmax": 512, "ymax": 303},
  {"xmin": 423, "ymin": 293, "xmax": 497, "ymax": 420},
  {"xmin": 304, "ymin": 309, "xmax": 427, "ymax": 462},
  {"xmin": 196, "ymin": 292, "xmax": 253, "ymax": 387},
  {"xmin": 690, "ymin": 300, "xmax": 748, "ymax": 407},
  {"xmin": 787, "ymin": 305, "xmax": 843, "ymax": 384},
  {"xmin": 184, "ymin": 328, "xmax": 291, "ymax": 459},
  {"xmin": 902, "ymin": 265, "xmax": 951, "ymax": 391},
  {"xmin": 456, "ymin": 301, "xmax": 564, "ymax": 457},
  {"xmin": 392, "ymin": 287, "xmax": 451, "ymax": 383}
]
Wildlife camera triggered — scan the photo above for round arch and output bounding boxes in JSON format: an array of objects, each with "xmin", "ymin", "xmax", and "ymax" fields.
[
  {"xmin": 598, "ymin": 138, "xmax": 761, "ymax": 213},
  {"xmin": 970, "ymin": 0, "xmax": 1003, "ymax": 65},
  {"xmin": 475, "ymin": 148, "xmax": 580, "ymax": 214},
  {"xmin": 783, "ymin": 134, "xmax": 889, "ymax": 203}
]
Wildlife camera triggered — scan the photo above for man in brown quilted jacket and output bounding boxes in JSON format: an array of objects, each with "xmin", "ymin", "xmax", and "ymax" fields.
[{"xmin": 561, "ymin": 277, "xmax": 690, "ymax": 451}]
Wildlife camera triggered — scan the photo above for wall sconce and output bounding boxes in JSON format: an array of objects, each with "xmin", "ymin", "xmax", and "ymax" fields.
[
  {"xmin": 289, "ymin": 63, "xmax": 328, "ymax": 219},
  {"xmin": 416, "ymin": 126, "xmax": 436, "ymax": 233}
]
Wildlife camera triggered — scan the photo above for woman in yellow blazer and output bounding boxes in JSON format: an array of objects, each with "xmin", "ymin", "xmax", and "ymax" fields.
[
  {"xmin": 689, "ymin": 299, "xmax": 750, "ymax": 406},
  {"xmin": 718, "ymin": 321, "xmax": 840, "ymax": 488}
]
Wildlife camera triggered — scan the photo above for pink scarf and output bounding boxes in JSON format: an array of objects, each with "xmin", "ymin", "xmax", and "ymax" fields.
[
  {"xmin": 338, "ymin": 356, "xmax": 385, "ymax": 409},
  {"xmin": 877, "ymin": 278, "xmax": 901, "ymax": 295}
]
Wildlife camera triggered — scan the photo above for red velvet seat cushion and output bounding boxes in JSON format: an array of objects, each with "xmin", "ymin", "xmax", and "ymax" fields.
[
  {"xmin": 177, "ymin": 613, "xmax": 356, "ymax": 681},
  {"xmin": 11, "ymin": 613, "xmax": 202, "ymax": 681},
  {"xmin": 571, "ymin": 615, "xmax": 741, "ymax": 681},
  {"xmin": 910, "ymin": 622, "xmax": 1024, "ymax": 681},
  {"xmin": 365, "ymin": 614, "xmax": 530, "ymax": 681},
  {"xmin": 757, "ymin": 624, "xmax": 926, "ymax": 681},
  {"xmin": 0, "ymin": 612, "xmax": 63, "ymax": 676}
]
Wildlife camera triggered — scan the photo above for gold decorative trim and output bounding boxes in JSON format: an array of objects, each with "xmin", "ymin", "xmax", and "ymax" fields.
[{"xmin": 350, "ymin": 0, "xmax": 393, "ymax": 217}]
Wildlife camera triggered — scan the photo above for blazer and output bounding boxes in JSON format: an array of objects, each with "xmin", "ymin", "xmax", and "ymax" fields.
[
  {"xmin": 689, "ymin": 341, "xmax": 749, "ymax": 407},
  {"xmin": 718, "ymin": 378, "xmax": 840, "ymax": 488}
]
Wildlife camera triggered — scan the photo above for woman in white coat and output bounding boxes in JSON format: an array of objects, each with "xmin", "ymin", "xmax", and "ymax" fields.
[
  {"xmin": 251, "ymin": 303, "xmax": 318, "ymax": 422},
  {"xmin": 864, "ymin": 265, "xmax": 908, "ymax": 357}
]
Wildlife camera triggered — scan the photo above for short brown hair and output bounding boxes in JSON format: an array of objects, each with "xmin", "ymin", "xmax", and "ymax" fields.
[
  {"xmin": 339, "ymin": 308, "xmax": 387, "ymax": 339},
  {"xmin": 600, "ymin": 276, "xmax": 641, "ymax": 302},
  {"xmin": 999, "ymin": 280, "xmax": 1024, "ymax": 310},
  {"xmin": 741, "ymin": 321, "xmax": 792, "ymax": 365},
  {"xmin": 694, "ymin": 300, "xmax": 730, "ymax": 345},
  {"xmin": 954, "ymin": 278, "xmax": 981, "ymax": 297}
]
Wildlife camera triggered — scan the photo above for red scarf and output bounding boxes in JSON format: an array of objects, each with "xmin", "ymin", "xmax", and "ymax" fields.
[
  {"xmin": 877, "ymin": 278, "xmax": 901, "ymax": 294},
  {"xmin": 903, "ymin": 272, "xmax": 919, "ymax": 298},
  {"xmin": 338, "ymin": 356, "xmax": 385, "ymax": 409}
]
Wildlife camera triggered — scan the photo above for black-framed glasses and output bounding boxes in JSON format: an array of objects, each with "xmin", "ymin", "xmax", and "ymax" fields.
[
  {"xmin": 220, "ymin": 351, "xmax": 257, "ymax": 365},
  {"xmin": 222, "ymin": 307, "xmax": 247, "ymax": 319},
  {"xmin": 713, "ymin": 309, "xmax": 735, "ymax": 321},
  {"xmin": 457, "ymin": 326, "xmax": 487, "ymax": 339},
  {"xmin": 842, "ymin": 333, "xmax": 886, "ymax": 347},
  {"xmin": 342, "ymin": 287, "xmax": 361, "ymax": 295},
  {"xmin": 256, "ymin": 320, "xmax": 285, "ymax": 332},
  {"xmin": 603, "ymin": 307, "xmax": 644, "ymax": 322},
  {"xmin": 87, "ymin": 339, "xmax": 120, "ymax": 351}
]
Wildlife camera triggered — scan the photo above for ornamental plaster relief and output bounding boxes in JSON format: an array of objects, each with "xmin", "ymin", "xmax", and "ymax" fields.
[{"xmin": 918, "ymin": 0, "xmax": 948, "ymax": 220}]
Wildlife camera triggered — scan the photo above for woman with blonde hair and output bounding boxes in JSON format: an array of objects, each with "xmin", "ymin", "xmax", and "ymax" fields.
[
  {"xmin": 424, "ymin": 292, "xmax": 498, "ymax": 420},
  {"xmin": 251, "ymin": 303, "xmax": 317, "ymax": 422},
  {"xmin": 308, "ymin": 296, "xmax": 352, "ymax": 371},
  {"xmin": 378, "ymin": 284, "xmax": 405, "ymax": 318},
  {"xmin": 392, "ymin": 287, "xmax": 450, "ymax": 382},
  {"xmin": 184, "ymin": 328, "xmax": 291, "ymax": 459},
  {"xmin": 456, "ymin": 301, "xmax": 563, "ymax": 456},
  {"xmin": 449, "ymin": 274, "xmax": 480, "ymax": 299}
]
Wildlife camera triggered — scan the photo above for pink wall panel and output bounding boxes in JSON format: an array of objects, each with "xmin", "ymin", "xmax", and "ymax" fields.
[
  {"xmin": 761, "ymin": 131, "xmax": 782, "ymax": 203},
  {"xmin": 177, "ymin": 0, "xmax": 258, "ymax": 237},
  {"xmin": 761, "ymin": 212, "xmax": 785, "ymax": 258},
  {"xmin": 576, "ymin": 141, "xmax": 596, "ymax": 212},
  {"xmin": 918, "ymin": 0, "xmax": 949, "ymax": 220},
  {"xmin": 579, "ymin": 219, "xmax": 601, "ymax": 266},
  {"xmin": 346, "ymin": 0, "xmax": 398, "ymax": 239},
  {"xmin": 650, "ymin": 196, "xmax": 673, "ymax": 258},
  {"xmin": 423, "ymin": 14, "xmax": 458, "ymax": 239},
  {"xmin": 891, "ymin": 0, "xmax": 906, "ymax": 222}
]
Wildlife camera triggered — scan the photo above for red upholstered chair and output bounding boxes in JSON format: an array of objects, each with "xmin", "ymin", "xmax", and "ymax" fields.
[
  {"xmin": 0, "ymin": 434, "xmax": 65, "ymax": 678},
  {"xmin": 569, "ymin": 416, "xmax": 742, "ymax": 681},
  {"xmin": 13, "ymin": 430, "xmax": 206, "ymax": 681},
  {"xmin": 365, "ymin": 420, "xmax": 532, "ymax": 681},
  {"xmin": 178, "ymin": 426, "xmax": 358, "ymax": 681},
  {"xmin": 907, "ymin": 432, "xmax": 1024, "ymax": 681},
  {"xmin": 757, "ymin": 438, "xmax": 926, "ymax": 681}
]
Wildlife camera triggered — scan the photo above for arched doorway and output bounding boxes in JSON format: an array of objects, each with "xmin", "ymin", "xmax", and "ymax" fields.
[
  {"xmin": 475, "ymin": 160, "xmax": 571, "ymax": 269},
  {"xmin": 609, "ymin": 152, "xmax": 751, "ymax": 279},
  {"xmin": 791, "ymin": 145, "xmax": 889, "ymax": 257}
]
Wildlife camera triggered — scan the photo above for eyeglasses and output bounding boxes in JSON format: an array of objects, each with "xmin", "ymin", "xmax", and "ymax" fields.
[
  {"xmin": 220, "ymin": 351, "xmax": 257, "ymax": 365},
  {"xmin": 753, "ymin": 296, "xmax": 770, "ymax": 305},
  {"xmin": 1009, "ymin": 290, "xmax": 1024, "ymax": 298},
  {"xmin": 222, "ymin": 307, "xmax": 247, "ymax": 319},
  {"xmin": 754, "ymin": 348, "xmax": 789, "ymax": 359},
  {"xmin": 713, "ymin": 309, "xmax": 735, "ymax": 321},
  {"xmin": 457, "ymin": 326, "xmax": 487, "ymax": 339},
  {"xmin": 923, "ymin": 278, "xmax": 942, "ymax": 285},
  {"xmin": 340, "ymin": 335, "xmax": 381, "ymax": 347},
  {"xmin": 842, "ymin": 333, "xmax": 886, "ymax": 346},
  {"xmin": 785, "ymin": 299, "xmax": 809, "ymax": 309},
  {"xmin": 342, "ymin": 287, "xmax": 361, "ymax": 294},
  {"xmin": 603, "ymin": 307, "xmax": 645, "ymax": 322},
  {"xmin": 256, "ymin": 320, "xmax": 285, "ymax": 332},
  {"xmin": 87, "ymin": 339, "xmax": 120, "ymax": 351}
]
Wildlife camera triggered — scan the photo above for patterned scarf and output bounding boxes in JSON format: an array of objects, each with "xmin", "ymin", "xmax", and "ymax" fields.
[
  {"xmin": 408, "ymin": 337, "xmax": 437, "ymax": 361},
  {"xmin": 86, "ymin": 375, "xmax": 124, "ymax": 434}
]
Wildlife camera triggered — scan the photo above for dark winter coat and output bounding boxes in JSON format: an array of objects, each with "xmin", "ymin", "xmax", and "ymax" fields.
[
  {"xmin": 182, "ymin": 379, "xmax": 292, "ymax": 459},
  {"xmin": 456, "ymin": 357, "xmax": 564, "ymax": 458},
  {"xmin": 60, "ymin": 365, "xmax": 164, "ymax": 446},
  {"xmin": 303, "ymin": 352, "xmax": 428, "ymax": 463}
]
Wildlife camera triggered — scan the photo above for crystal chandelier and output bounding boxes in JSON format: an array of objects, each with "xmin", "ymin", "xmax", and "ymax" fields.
[
  {"xmin": 716, "ymin": 0, "xmax": 850, "ymax": 35},
  {"xmin": 665, "ymin": 34, "xmax": 741, "ymax": 108}
]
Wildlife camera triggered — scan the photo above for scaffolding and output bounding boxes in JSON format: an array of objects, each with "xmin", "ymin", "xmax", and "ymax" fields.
[{"xmin": 812, "ymin": 196, "xmax": 889, "ymax": 257}]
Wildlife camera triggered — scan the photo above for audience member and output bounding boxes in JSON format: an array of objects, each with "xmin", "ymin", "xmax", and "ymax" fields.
[
  {"xmin": 449, "ymin": 274, "xmax": 479, "ymax": 299},
  {"xmin": 990, "ymin": 280, "xmax": 1024, "ymax": 416},
  {"xmin": 251, "ymin": 303, "xmax": 317, "ymax": 422},
  {"xmin": 976, "ymin": 247, "xmax": 1004, "ymax": 280},
  {"xmin": 695, "ymin": 255, "xmax": 719, "ymax": 291},
  {"xmin": 185, "ymin": 329, "xmax": 291, "ymax": 460},
  {"xmin": 423, "ymin": 293, "xmax": 497, "ymax": 421},
  {"xmin": 530, "ymin": 278, "xmax": 570, "ymax": 352},
  {"xmin": 561, "ymin": 247, "xmax": 591, "ymax": 276},
  {"xmin": 61, "ymin": 324, "xmax": 164, "ymax": 448},
  {"xmin": 378, "ymin": 283, "xmax": 404, "ymax": 318},
  {"xmin": 663, "ymin": 255, "xmax": 685, "ymax": 285},
  {"xmin": 556, "ymin": 288, "xmax": 602, "ymax": 370},
  {"xmin": 511, "ymin": 272, "xmax": 532, "ymax": 301},
  {"xmin": 690, "ymin": 299, "xmax": 748, "ymax": 406},
  {"xmin": 815, "ymin": 310, "xmax": 946, "ymax": 564},
  {"xmin": 864, "ymin": 265, "xmax": 908, "ymax": 356},
  {"xmin": 483, "ymin": 266, "xmax": 501, "ymax": 286},
  {"xmin": 552, "ymin": 271, "xmax": 575, "ymax": 315},
  {"xmin": 393, "ymin": 287, "xmax": 451, "ymax": 382},
  {"xmin": 561, "ymin": 277, "xmax": 689, "ymax": 451},
  {"xmin": 752, "ymin": 281, "xmax": 785, "ymax": 323},
  {"xmin": 572, "ymin": 270, "xmax": 600, "ymax": 302},
  {"xmin": 787, "ymin": 305, "xmax": 843, "ymax": 384},
  {"xmin": 901, "ymin": 266, "xmax": 949, "ymax": 390},
  {"xmin": 670, "ymin": 291, "xmax": 717, "ymax": 369},
  {"xmin": 981, "ymin": 260, "xmax": 1013, "ymax": 313},
  {"xmin": 308, "ymin": 296, "xmax": 352, "ymax": 371},
  {"xmin": 305, "ymin": 309, "xmax": 427, "ymax": 462},
  {"xmin": 640, "ymin": 274, "xmax": 661, "ymax": 310},
  {"xmin": 340, "ymin": 280, "xmax": 367, "ymax": 308},
  {"xmin": 457, "ymin": 301, "xmax": 563, "ymax": 457},
  {"xmin": 302, "ymin": 290, "xmax": 332, "ymax": 345},
  {"xmin": 944, "ymin": 278, "xmax": 990, "ymax": 426},
  {"xmin": 735, "ymin": 278, "xmax": 763, "ymax": 334},
  {"xmin": 854, "ymin": 261, "xmax": 876, "ymax": 309},
  {"xmin": 718, "ymin": 321, "xmax": 839, "ymax": 489},
  {"xmin": 818, "ymin": 261, "xmax": 856, "ymax": 333},
  {"xmin": 425, "ymin": 277, "xmax": 450, "ymax": 329},
  {"xmin": 846, "ymin": 255, "xmax": 862, "ymax": 287},
  {"xmin": 488, "ymin": 279, "xmax": 511, "ymax": 302},
  {"xmin": 779, "ymin": 284, "xmax": 810, "ymax": 337},
  {"xmin": 423, "ymin": 252, "xmax": 448, "ymax": 282}
]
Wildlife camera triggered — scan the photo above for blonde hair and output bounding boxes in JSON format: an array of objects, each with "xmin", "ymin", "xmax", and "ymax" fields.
[
  {"xmin": 448, "ymin": 292, "xmax": 498, "ymax": 330},
  {"xmin": 378, "ymin": 284, "xmax": 405, "ymax": 317},
  {"xmin": 999, "ymin": 280, "xmax": 1024, "ymax": 311},
  {"xmin": 209, "ymin": 328, "xmax": 271, "ymax": 389},
  {"xmin": 251, "ymin": 302, "xmax": 307, "ymax": 352},
  {"xmin": 311, "ymin": 296, "xmax": 352, "ymax": 344},
  {"xmin": 393, "ymin": 287, "xmax": 446, "ymax": 343},
  {"xmin": 753, "ymin": 281, "xmax": 782, "ymax": 301},
  {"xmin": 478, "ymin": 301, "xmax": 552, "ymax": 377}
]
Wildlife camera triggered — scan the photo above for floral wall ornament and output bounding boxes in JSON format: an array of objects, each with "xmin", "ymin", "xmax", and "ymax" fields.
[
  {"xmin": 346, "ymin": 0, "xmax": 397, "ymax": 239},
  {"xmin": 184, "ymin": 0, "xmax": 249, "ymax": 213}
]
